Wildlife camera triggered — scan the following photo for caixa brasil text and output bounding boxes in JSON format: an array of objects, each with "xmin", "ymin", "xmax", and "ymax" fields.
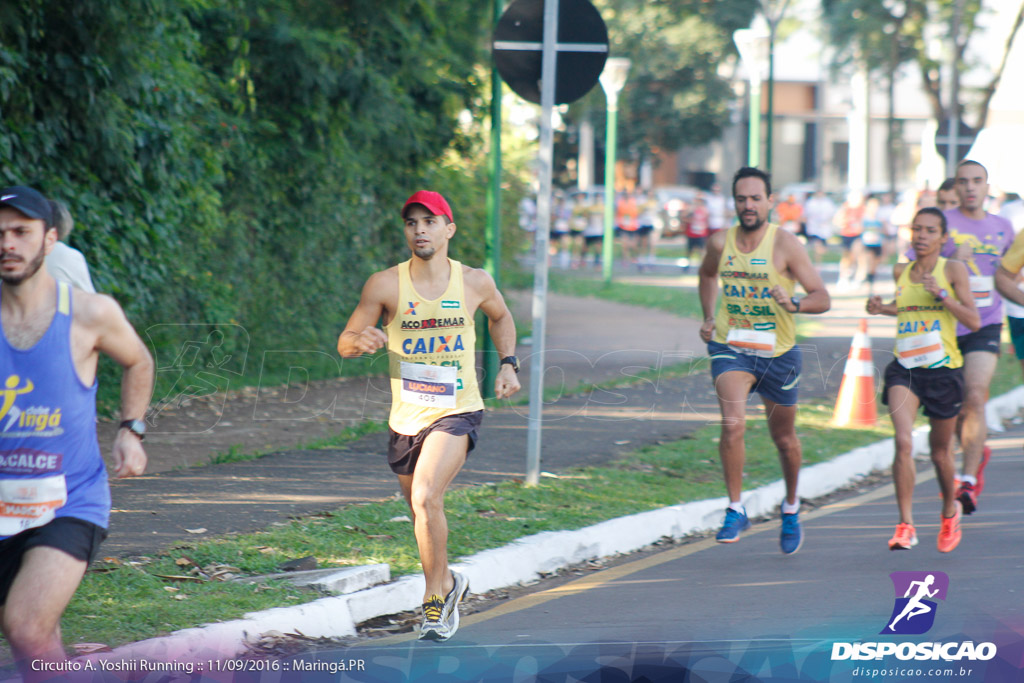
[{"xmin": 831, "ymin": 641, "xmax": 997, "ymax": 661}]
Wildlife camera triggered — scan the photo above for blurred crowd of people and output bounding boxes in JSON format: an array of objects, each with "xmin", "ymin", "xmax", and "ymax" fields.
[{"xmin": 517, "ymin": 181, "xmax": 1024, "ymax": 284}]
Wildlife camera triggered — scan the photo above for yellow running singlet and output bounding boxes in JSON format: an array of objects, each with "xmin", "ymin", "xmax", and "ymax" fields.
[
  {"xmin": 386, "ymin": 259, "xmax": 484, "ymax": 435},
  {"xmin": 713, "ymin": 223, "xmax": 796, "ymax": 357},
  {"xmin": 893, "ymin": 258, "xmax": 962, "ymax": 369}
]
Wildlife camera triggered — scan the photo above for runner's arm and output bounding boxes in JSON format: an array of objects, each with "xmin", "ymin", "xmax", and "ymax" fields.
[
  {"xmin": 996, "ymin": 265, "xmax": 1024, "ymax": 307},
  {"xmin": 473, "ymin": 269, "xmax": 521, "ymax": 400},
  {"xmin": 90, "ymin": 295, "xmax": 154, "ymax": 478},
  {"xmin": 996, "ymin": 230, "xmax": 1024, "ymax": 306},
  {"xmin": 697, "ymin": 230, "xmax": 725, "ymax": 343},
  {"xmin": 940, "ymin": 260, "xmax": 981, "ymax": 331},
  {"xmin": 781, "ymin": 231, "xmax": 830, "ymax": 314},
  {"xmin": 865, "ymin": 264, "xmax": 904, "ymax": 316},
  {"xmin": 338, "ymin": 271, "xmax": 392, "ymax": 357},
  {"xmin": 865, "ymin": 295, "xmax": 897, "ymax": 316}
]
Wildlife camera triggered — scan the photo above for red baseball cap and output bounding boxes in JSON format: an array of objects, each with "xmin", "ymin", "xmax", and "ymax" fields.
[{"xmin": 402, "ymin": 190, "xmax": 453, "ymax": 223}]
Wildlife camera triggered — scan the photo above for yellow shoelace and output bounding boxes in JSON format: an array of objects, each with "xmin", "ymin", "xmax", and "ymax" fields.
[{"xmin": 423, "ymin": 595, "xmax": 444, "ymax": 622}]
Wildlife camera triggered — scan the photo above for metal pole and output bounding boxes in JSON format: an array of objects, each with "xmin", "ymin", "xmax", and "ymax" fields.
[
  {"xmin": 748, "ymin": 78, "xmax": 761, "ymax": 167},
  {"xmin": 525, "ymin": 0, "xmax": 559, "ymax": 486},
  {"xmin": 601, "ymin": 102, "xmax": 618, "ymax": 284},
  {"xmin": 482, "ymin": 0, "xmax": 503, "ymax": 400},
  {"xmin": 946, "ymin": 0, "xmax": 964, "ymax": 175},
  {"xmin": 766, "ymin": 30, "xmax": 774, "ymax": 173}
]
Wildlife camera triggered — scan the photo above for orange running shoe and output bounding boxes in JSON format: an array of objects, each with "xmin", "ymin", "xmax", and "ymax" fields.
[
  {"xmin": 937, "ymin": 503, "xmax": 963, "ymax": 553},
  {"xmin": 888, "ymin": 523, "xmax": 918, "ymax": 550}
]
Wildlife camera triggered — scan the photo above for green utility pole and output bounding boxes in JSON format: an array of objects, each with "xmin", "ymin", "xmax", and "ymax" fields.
[
  {"xmin": 482, "ymin": 0, "xmax": 503, "ymax": 399},
  {"xmin": 601, "ymin": 107, "xmax": 619, "ymax": 284}
]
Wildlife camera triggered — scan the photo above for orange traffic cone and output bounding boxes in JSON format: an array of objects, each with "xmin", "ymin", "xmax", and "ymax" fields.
[{"xmin": 832, "ymin": 319, "xmax": 877, "ymax": 427}]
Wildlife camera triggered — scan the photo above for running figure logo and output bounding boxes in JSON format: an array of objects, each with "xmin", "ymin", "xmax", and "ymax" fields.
[{"xmin": 881, "ymin": 571, "xmax": 949, "ymax": 635}]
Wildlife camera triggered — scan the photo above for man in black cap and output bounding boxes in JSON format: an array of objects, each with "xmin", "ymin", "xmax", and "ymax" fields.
[{"xmin": 0, "ymin": 185, "xmax": 154, "ymax": 678}]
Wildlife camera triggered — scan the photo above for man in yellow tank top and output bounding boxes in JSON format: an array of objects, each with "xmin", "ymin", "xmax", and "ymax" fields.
[
  {"xmin": 338, "ymin": 191, "xmax": 521, "ymax": 641},
  {"xmin": 698, "ymin": 167, "xmax": 831, "ymax": 554},
  {"xmin": 867, "ymin": 207, "xmax": 980, "ymax": 553}
]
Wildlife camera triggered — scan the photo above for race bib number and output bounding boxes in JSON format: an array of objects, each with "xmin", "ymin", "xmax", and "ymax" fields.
[
  {"xmin": 897, "ymin": 330, "xmax": 948, "ymax": 369},
  {"xmin": 0, "ymin": 475, "xmax": 67, "ymax": 536},
  {"xmin": 726, "ymin": 329, "xmax": 776, "ymax": 358},
  {"xmin": 969, "ymin": 275, "xmax": 994, "ymax": 308},
  {"xmin": 400, "ymin": 362, "xmax": 457, "ymax": 409}
]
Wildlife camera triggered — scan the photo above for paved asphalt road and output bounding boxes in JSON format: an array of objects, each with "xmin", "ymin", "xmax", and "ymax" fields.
[{"xmin": 275, "ymin": 427, "xmax": 1024, "ymax": 683}]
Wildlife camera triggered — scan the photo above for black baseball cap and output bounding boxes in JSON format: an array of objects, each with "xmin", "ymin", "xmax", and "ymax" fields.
[{"xmin": 0, "ymin": 186, "xmax": 53, "ymax": 226}]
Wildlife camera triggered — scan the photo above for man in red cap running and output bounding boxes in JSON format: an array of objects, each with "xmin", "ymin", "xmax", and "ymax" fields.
[{"xmin": 338, "ymin": 190, "xmax": 520, "ymax": 641}]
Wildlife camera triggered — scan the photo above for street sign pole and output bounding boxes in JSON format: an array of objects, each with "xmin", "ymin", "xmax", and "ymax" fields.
[
  {"xmin": 525, "ymin": 0, "xmax": 559, "ymax": 486},
  {"xmin": 493, "ymin": 0, "xmax": 608, "ymax": 487}
]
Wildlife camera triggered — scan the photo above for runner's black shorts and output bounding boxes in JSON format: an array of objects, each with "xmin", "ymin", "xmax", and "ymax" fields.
[
  {"xmin": 387, "ymin": 410, "xmax": 484, "ymax": 475},
  {"xmin": 957, "ymin": 322, "xmax": 1001, "ymax": 356},
  {"xmin": 881, "ymin": 360, "xmax": 964, "ymax": 419},
  {"xmin": 0, "ymin": 516, "xmax": 107, "ymax": 605}
]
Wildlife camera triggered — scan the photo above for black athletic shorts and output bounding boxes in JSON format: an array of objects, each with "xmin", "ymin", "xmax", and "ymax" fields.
[
  {"xmin": 0, "ymin": 516, "xmax": 107, "ymax": 605},
  {"xmin": 387, "ymin": 411, "xmax": 484, "ymax": 475},
  {"xmin": 957, "ymin": 322, "xmax": 1002, "ymax": 356},
  {"xmin": 882, "ymin": 360, "xmax": 964, "ymax": 420}
]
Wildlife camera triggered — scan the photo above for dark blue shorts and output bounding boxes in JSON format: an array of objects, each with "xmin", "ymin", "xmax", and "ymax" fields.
[{"xmin": 708, "ymin": 341, "xmax": 802, "ymax": 406}]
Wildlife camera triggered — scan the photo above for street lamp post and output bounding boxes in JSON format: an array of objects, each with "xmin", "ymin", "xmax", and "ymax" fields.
[
  {"xmin": 600, "ymin": 57, "xmax": 630, "ymax": 284},
  {"xmin": 733, "ymin": 18, "xmax": 769, "ymax": 168}
]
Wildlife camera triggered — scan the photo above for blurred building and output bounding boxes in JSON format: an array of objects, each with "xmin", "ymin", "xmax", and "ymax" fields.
[{"xmin": 653, "ymin": 3, "xmax": 1024, "ymax": 198}]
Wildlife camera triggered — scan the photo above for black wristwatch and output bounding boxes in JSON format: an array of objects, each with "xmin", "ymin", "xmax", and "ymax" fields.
[
  {"xmin": 119, "ymin": 419, "xmax": 146, "ymax": 441},
  {"xmin": 500, "ymin": 355, "xmax": 520, "ymax": 373},
  {"xmin": 790, "ymin": 297, "xmax": 801, "ymax": 312}
]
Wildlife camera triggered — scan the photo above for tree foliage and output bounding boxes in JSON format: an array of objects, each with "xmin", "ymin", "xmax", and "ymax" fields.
[
  {"xmin": 0, "ymin": 0, "xmax": 521, "ymax": 402},
  {"xmin": 556, "ymin": 0, "xmax": 757, "ymax": 180},
  {"xmin": 822, "ymin": 0, "xmax": 1024, "ymax": 129}
]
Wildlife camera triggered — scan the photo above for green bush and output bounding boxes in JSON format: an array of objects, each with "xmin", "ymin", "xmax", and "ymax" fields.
[{"xmin": 0, "ymin": 0, "xmax": 526, "ymax": 408}]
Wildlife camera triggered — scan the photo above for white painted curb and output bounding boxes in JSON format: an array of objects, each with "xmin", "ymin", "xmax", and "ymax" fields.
[{"xmin": 79, "ymin": 391, "xmax": 1023, "ymax": 667}]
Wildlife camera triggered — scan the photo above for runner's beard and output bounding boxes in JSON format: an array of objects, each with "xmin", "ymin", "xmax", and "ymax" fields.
[
  {"xmin": 414, "ymin": 246, "xmax": 437, "ymax": 260},
  {"xmin": 0, "ymin": 243, "xmax": 46, "ymax": 285},
  {"xmin": 738, "ymin": 213, "xmax": 764, "ymax": 232}
]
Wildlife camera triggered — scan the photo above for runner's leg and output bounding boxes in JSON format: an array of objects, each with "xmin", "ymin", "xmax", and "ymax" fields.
[
  {"xmin": 2, "ymin": 546, "xmax": 87, "ymax": 682},
  {"xmin": 397, "ymin": 431, "xmax": 468, "ymax": 602},
  {"xmin": 929, "ymin": 415, "xmax": 959, "ymax": 518},
  {"xmin": 762, "ymin": 398, "xmax": 800, "ymax": 506},
  {"xmin": 956, "ymin": 351, "xmax": 997, "ymax": 479},
  {"xmin": 714, "ymin": 370, "xmax": 757, "ymax": 503},
  {"xmin": 887, "ymin": 384, "xmax": 921, "ymax": 525}
]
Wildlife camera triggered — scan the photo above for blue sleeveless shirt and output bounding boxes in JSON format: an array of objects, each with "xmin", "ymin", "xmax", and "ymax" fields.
[{"xmin": 0, "ymin": 282, "xmax": 109, "ymax": 538}]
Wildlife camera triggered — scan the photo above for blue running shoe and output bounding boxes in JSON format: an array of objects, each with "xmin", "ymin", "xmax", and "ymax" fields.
[
  {"xmin": 780, "ymin": 506, "xmax": 803, "ymax": 554},
  {"xmin": 716, "ymin": 507, "xmax": 751, "ymax": 543}
]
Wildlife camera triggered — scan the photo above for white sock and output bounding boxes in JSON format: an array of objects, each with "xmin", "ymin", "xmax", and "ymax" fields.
[
  {"xmin": 961, "ymin": 474, "xmax": 977, "ymax": 486},
  {"xmin": 782, "ymin": 499, "xmax": 800, "ymax": 514},
  {"xmin": 728, "ymin": 501, "xmax": 745, "ymax": 514}
]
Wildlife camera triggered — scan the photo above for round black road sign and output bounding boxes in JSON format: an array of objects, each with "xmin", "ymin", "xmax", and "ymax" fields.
[{"xmin": 493, "ymin": 0, "xmax": 609, "ymax": 105}]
